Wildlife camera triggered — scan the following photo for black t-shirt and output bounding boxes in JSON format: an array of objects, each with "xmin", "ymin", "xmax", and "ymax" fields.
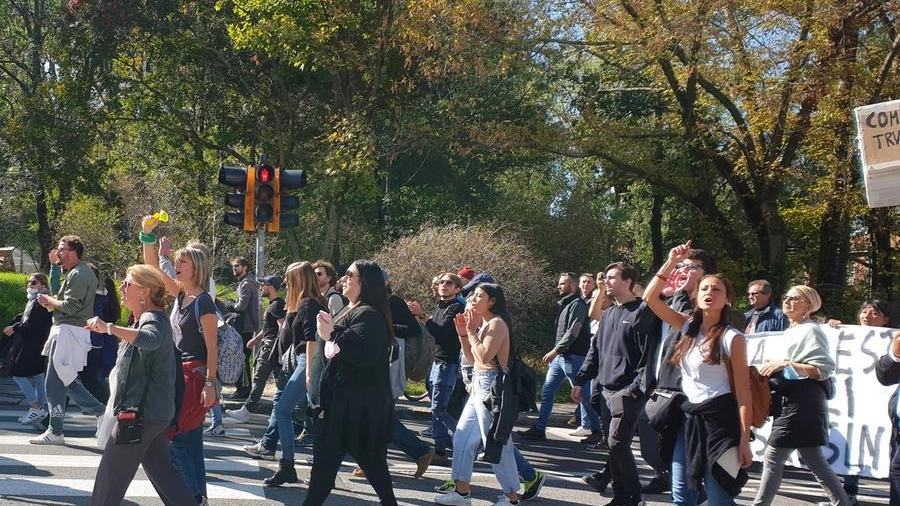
[
  {"xmin": 174, "ymin": 292, "xmax": 217, "ymax": 361},
  {"xmin": 276, "ymin": 298, "xmax": 325, "ymax": 357},
  {"xmin": 261, "ymin": 297, "xmax": 286, "ymax": 342}
]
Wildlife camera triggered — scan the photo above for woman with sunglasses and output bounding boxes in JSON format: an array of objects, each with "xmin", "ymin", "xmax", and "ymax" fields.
[
  {"xmin": 142, "ymin": 216, "xmax": 217, "ymax": 506},
  {"xmin": 3, "ymin": 273, "xmax": 53, "ymax": 424},
  {"xmin": 751, "ymin": 285, "xmax": 851, "ymax": 506},
  {"xmin": 306, "ymin": 260, "xmax": 398, "ymax": 506},
  {"xmin": 86, "ymin": 265, "xmax": 196, "ymax": 506},
  {"xmin": 244, "ymin": 261, "xmax": 325, "ymax": 487}
]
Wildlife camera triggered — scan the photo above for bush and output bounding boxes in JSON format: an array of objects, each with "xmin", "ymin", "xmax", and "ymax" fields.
[
  {"xmin": 374, "ymin": 222, "xmax": 557, "ymax": 354},
  {"xmin": 0, "ymin": 272, "xmax": 28, "ymax": 325}
]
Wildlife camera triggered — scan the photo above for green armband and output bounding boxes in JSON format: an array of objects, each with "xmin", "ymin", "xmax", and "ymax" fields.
[{"xmin": 139, "ymin": 231, "xmax": 158, "ymax": 244}]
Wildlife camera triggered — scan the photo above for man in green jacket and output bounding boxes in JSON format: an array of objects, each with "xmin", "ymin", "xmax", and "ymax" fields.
[{"xmin": 31, "ymin": 235, "xmax": 104, "ymax": 445}]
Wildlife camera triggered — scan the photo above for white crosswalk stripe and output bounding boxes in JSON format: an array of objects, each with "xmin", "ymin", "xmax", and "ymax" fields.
[{"xmin": 0, "ymin": 404, "xmax": 272, "ymax": 503}]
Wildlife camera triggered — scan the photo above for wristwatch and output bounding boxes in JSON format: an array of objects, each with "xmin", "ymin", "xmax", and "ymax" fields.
[
  {"xmin": 106, "ymin": 323, "xmax": 114, "ymax": 335},
  {"xmin": 204, "ymin": 381, "xmax": 215, "ymax": 388}
]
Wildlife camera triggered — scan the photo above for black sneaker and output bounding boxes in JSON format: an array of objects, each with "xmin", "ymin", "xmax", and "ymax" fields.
[
  {"xmin": 521, "ymin": 470, "xmax": 545, "ymax": 500},
  {"xmin": 581, "ymin": 470, "xmax": 610, "ymax": 494},
  {"xmin": 580, "ymin": 431, "xmax": 604, "ymax": 445},
  {"xmin": 640, "ymin": 471, "xmax": 671, "ymax": 494},
  {"xmin": 516, "ymin": 427, "xmax": 547, "ymax": 441}
]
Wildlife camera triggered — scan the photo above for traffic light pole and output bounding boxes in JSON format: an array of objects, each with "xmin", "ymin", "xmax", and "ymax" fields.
[{"xmin": 255, "ymin": 225, "xmax": 266, "ymax": 278}]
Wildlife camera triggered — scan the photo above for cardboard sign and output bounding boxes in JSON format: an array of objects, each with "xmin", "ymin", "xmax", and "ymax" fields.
[
  {"xmin": 746, "ymin": 325, "xmax": 897, "ymax": 478},
  {"xmin": 854, "ymin": 99, "xmax": 900, "ymax": 207}
]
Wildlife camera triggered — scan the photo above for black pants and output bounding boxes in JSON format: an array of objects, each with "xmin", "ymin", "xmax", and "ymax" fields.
[
  {"xmin": 302, "ymin": 423, "xmax": 397, "ymax": 506},
  {"xmin": 91, "ymin": 420, "xmax": 195, "ymax": 506},
  {"xmin": 246, "ymin": 339, "xmax": 276, "ymax": 406},
  {"xmin": 602, "ymin": 387, "xmax": 645, "ymax": 502}
]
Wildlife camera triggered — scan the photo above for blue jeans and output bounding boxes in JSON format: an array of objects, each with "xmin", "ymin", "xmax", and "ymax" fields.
[
  {"xmin": 45, "ymin": 340, "xmax": 105, "ymax": 435},
  {"xmin": 451, "ymin": 369, "xmax": 519, "ymax": 493},
  {"xmin": 429, "ymin": 359, "xmax": 459, "ymax": 454},
  {"xmin": 672, "ymin": 427, "xmax": 734, "ymax": 506},
  {"xmin": 261, "ymin": 354, "xmax": 308, "ymax": 461},
  {"xmin": 170, "ymin": 425, "xmax": 207, "ymax": 498},
  {"xmin": 14, "ymin": 374, "xmax": 46, "ymax": 406},
  {"xmin": 536, "ymin": 354, "xmax": 598, "ymax": 431},
  {"xmin": 393, "ymin": 416, "xmax": 430, "ymax": 460},
  {"xmin": 514, "ymin": 446, "xmax": 536, "ymax": 482}
]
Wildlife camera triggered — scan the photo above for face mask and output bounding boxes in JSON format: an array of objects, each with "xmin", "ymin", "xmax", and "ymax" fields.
[{"xmin": 27, "ymin": 287, "xmax": 39, "ymax": 298}]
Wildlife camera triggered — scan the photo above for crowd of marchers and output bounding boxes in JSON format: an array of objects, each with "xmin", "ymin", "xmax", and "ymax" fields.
[{"xmin": 2, "ymin": 224, "xmax": 899, "ymax": 506}]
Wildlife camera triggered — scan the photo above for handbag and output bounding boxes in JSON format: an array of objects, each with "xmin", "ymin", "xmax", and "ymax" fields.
[{"xmin": 723, "ymin": 354, "xmax": 771, "ymax": 428}]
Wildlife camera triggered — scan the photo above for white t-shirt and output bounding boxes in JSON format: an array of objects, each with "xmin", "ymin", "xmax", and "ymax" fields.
[{"xmin": 680, "ymin": 325, "xmax": 741, "ymax": 404}]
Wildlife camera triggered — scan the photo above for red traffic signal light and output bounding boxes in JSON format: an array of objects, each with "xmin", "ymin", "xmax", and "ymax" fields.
[
  {"xmin": 218, "ymin": 165, "xmax": 255, "ymax": 231},
  {"xmin": 254, "ymin": 165, "xmax": 276, "ymax": 225}
]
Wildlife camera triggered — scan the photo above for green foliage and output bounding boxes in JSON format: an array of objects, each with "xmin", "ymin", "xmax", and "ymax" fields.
[{"xmin": 0, "ymin": 273, "xmax": 28, "ymax": 325}]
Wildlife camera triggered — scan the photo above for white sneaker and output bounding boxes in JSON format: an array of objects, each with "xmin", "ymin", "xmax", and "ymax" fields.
[
  {"xmin": 226, "ymin": 406, "xmax": 252, "ymax": 423},
  {"xmin": 20, "ymin": 408, "xmax": 46, "ymax": 424},
  {"xmin": 493, "ymin": 495, "xmax": 517, "ymax": 506},
  {"xmin": 434, "ymin": 490, "xmax": 472, "ymax": 505},
  {"xmin": 569, "ymin": 426, "xmax": 592, "ymax": 437},
  {"xmin": 204, "ymin": 424, "xmax": 225, "ymax": 436},
  {"xmin": 29, "ymin": 429, "xmax": 65, "ymax": 445}
]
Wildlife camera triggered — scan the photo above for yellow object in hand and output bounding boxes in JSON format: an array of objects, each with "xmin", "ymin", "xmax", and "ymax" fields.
[{"xmin": 152, "ymin": 210, "xmax": 169, "ymax": 223}]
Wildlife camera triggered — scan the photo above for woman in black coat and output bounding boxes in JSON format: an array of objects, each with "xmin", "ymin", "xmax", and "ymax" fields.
[
  {"xmin": 305, "ymin": 259, "xmax": 397, "ymax": 506},
  {"xmin": 2, "ymin": 273, "xmax": 52, "ymax": 425}
]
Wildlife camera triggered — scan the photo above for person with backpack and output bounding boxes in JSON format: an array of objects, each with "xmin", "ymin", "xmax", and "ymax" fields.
[
  {"xmin": 313, "ymin": 260, "xmax": 348, "ymax": 315},
  {"xmin": 141, "ymin": 216, "xmax": 217, "ymax": 506},
  {"xmin": 642, "ymin": 240, "xmax": 754, "ymax": 506}
]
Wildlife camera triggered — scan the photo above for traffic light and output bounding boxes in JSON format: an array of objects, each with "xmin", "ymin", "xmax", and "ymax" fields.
[
  {"xmin": 269, "ymin": 167, "xmax": 306, "ymax": 232},
  {"xmin": 254, "ymin": 164, "xmax": 276, "ymax": 226},
  {"xmin": 218, "ymin": 165, "xmax": 255, "ymax": 231}
]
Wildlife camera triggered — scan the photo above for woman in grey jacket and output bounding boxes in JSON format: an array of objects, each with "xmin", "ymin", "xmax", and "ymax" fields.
[{"xmin": 86, "ymin": 264, "xmax": 195, "ymax": 506}]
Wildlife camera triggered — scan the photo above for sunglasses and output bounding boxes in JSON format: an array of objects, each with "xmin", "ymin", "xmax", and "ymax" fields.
[
  {"xmin": 439, "ymin": 279, "xmax": 457, "ymax": 286},
  {"xmin": 747, "ymin": 291, "xmax": 765, "ymax": 296},
  {"xmin": 27, "ymin": 280, "xmax": 39, "ymax": 286},
  {"xmin": 782, "ymin": 294, "xmax": 806, "ymax": 303},
  {"xmin": 121, "ymin": 279, "xmax": 142, "ymax": 290},
  {"xmin": 675, "ymin": 263, "xmax": 702, "ymax": 271}
]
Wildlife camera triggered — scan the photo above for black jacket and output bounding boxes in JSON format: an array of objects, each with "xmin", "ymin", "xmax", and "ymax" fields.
[
  {"xmin": 575, "ymin": 299, "xmax": 660, "ymax": 398},
  {"xmin": 8, "ymin": 297, "xmax": 52, "ymax": 377},
  {"xmin": 681, "ymin": 393, "xmax": 748, "ymax": 497},
  {"xmin": 875, "ymin": 352, "xmax": 900, "ymax": 445},
  {"xmin": 654, "ymin": 289, "xmax": 693, "ymax": 392},
  {"xmin": 554, "ymin": 292, "xmax": 590, "ymax": 356},
  {"xmin": 427, "ymin": 299, "xmax": 464, "ymax": 364}
]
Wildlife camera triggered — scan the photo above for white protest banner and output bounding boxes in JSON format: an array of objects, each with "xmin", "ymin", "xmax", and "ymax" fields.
[{"xmin": 745, "ymin": 325, "xmax": 897, "ymax": 478}]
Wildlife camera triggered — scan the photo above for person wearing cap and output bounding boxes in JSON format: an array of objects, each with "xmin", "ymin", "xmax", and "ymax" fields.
[
  {"xmin": 458, "ymin": 267, "xmax": 496, "ymax": 298},
  {"xmin": 226, "ymin": 276, "xmax": 286, "ymax": 423},
  {"xmin": 222, "ymin": 257, "xmax": 261, "ymax": 399}
]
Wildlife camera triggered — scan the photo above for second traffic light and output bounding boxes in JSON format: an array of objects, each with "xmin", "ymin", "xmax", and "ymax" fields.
[{"xmin": 269, "ymin": 167, "xmax": 306, "ymax": 232}]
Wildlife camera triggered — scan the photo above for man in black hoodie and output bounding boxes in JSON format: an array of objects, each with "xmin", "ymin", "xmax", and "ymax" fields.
[
  {"xmin": 574, "ymin": 262, "xmax": 660, "ymax": 506},
  {"xmin": 409, "ymin": 272, "xmax": 465, "ymax": 463}
]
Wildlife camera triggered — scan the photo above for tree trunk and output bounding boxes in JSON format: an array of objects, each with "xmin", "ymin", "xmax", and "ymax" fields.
[
  {"xmin": 867, "ymin": 207, "xmax": 895, "ymax": 305},
  {"xmin": 321, "ymin": 198, "xmax": 343, "ymax": 264},
  {"xmin": 35, "ymin": 183, "xmax": 52, "ymax": 272},
  {"xmin": 650, "ymin": 193, "xmax": 663, "ymax": 268}
]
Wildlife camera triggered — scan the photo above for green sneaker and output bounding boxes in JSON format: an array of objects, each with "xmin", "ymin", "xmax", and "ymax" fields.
[
  {"xmin": 521, "ymin": 470, "xmax": 546, "ymax": 501},
  {"xmin": 434, "ymin": 478, "xmax": 456, "ymax": 493}
]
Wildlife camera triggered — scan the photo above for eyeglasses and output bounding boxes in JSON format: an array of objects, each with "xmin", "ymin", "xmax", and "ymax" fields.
[
  {"xmin": 782, "ymin": 294, "xmax": 806, "ymax": 303},
  {"xmin": 315, "ymin": 271, "xmax": 326, "ymax": 277},
  {"xmin": 675, "ymin": 263, "xmax": 702, "ymax": 271},
  {"xmin": 439, "ymin": 279, "xmax": 457, "ymax": 287},
  {"xmin": 27, "ymin": 280, "xmax": 39, "ymax": 286},
  {"xmin": 345, "ymin": 271, "xmax": 357, "ymax": 279},
  {"xmin": 231, "ymin": 265, "xmax": 241, "ymax": 269},
  {"xmin": 121, "ymin": 279, "xmax": 142, "ymax": 290}
]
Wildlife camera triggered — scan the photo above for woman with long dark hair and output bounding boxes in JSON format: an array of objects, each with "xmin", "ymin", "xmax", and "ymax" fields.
[
  {"xmin": 643, "ymin": 241, "xmax": 753, "ymax": 506},
  {"xmin": 751, "ymin": 284, "xmax": 850, "ymax": 506},
  {"xmin": 305, "ymin": 259, "xmax": 398, "ymax": 506},
  {"xmin": 435, "ymin": 283, "xmax": 520, "ymax": 506},
  {"xmin": 245, "ymin": 261, "xmax": 325, "ymax": 487}
]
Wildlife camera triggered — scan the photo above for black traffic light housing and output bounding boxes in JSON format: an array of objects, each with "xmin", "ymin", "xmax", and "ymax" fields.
[
  {"xmin": 218, "ymin": 165, "xmax": 255, "ymax": 231},
  {"xmin": 269, "ymin": 167, "xmax": 306, "ymax": 232}
]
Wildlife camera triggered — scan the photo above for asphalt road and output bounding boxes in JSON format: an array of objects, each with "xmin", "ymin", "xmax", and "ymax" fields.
[{"xmin": 0, "ymin": 380, "xmax": 890, "ymax": 505}]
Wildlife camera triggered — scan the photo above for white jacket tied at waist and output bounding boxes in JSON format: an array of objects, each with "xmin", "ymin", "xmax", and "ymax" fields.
[{"xmin": 41, "ymin": 323, "xmax": 92, "ymax": 386}]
